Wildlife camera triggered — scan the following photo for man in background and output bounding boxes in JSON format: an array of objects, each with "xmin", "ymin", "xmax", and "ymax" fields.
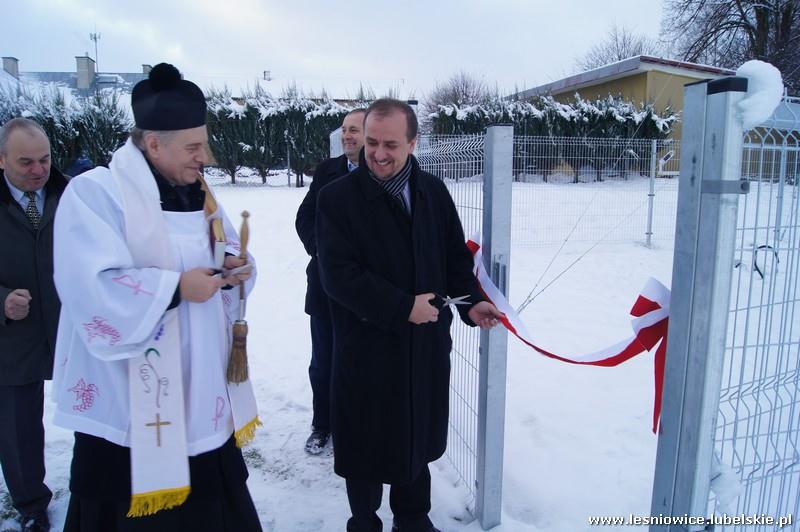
[
  {"xmin": 0, "ymin": 118, "xmax": 67, "ymax": 532},
  {"xmin": 295, "ymin": 108, "xmax": 365, "ymax": 455}
]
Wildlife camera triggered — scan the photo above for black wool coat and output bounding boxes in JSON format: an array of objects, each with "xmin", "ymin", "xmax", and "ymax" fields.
[
  {"xmin": 316, "ymin": 154, "xmax": 484, "ymax": 483},
  {"xmin": 295, "ymin": 154, "xmax": 350, "ymax": 316},
  {"xmin": 0, "ymin": 168, "xmax": 68, "ymax": 385}
]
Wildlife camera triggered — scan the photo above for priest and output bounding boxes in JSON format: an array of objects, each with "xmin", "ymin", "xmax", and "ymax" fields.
[{"xmin": 52, "ymin": 63, "xmax": 262, "ymax": 532}]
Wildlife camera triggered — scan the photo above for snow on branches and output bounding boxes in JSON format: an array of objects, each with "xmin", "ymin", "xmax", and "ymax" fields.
[{"xmin": 430, "ymin": 94, "xmax": 679, "ymax": 139}]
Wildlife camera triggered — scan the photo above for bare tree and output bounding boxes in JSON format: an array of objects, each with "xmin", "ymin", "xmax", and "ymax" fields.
[
  {"xmin": 575, "ymin": 25, "xmax": 662, "ymax": 72},
  {"xmin": 662, "ymin": 0, "xmax": 799, "ymax": 93},
  {"xmin": 420, "ymin": 71, "xmax": 493, "ymax": 129}
]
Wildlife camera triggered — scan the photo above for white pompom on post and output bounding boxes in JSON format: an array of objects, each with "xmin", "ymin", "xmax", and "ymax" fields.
[{"xmin": 735, "ymin": 60, "xmax": 784, "ymax": 130}]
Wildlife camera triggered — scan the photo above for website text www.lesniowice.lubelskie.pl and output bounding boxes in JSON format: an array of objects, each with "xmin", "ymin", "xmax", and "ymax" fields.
[{"xmin": 588, "ymin": 513, "xmax": 793, "ymax": 527}]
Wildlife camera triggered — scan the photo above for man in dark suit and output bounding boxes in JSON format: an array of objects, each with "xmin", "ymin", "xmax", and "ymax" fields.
[
  {"xmin": 316, "ymin": 99, "xmax": 501, "ymax": 532},
  {"xmin": 0, "ymin": 118, "xmax": 68, "ymax": 532},
  {"xmin": 295, "ymin": 108, "xmax": 365, "ymax": 454}
]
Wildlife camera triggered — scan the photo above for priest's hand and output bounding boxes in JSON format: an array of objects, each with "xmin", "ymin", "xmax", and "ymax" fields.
[
  {"xmin": 222, "ymin": 256, "xmax": 252, "ymax": 286},
  {"xmin": 179, "ymin": 268, "xmax": 226, "ymax": 303},
  {"xmin": 468, "ymin": 301, "xmax": 503, "ymax": 329},
  {"xmin": 409, "ymin": 293, "xmax": 439, "ymax": 324},
  {"xmin": 4, "ymin": 289, "xmax": 31, "ymax": 320}
]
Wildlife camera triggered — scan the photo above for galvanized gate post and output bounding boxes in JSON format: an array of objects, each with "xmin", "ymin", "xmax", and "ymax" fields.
[
  {"xmin": 649, "ymin": 78, "xmax": 748, "ymax": 531},
  {"xmin": 476, "ymin": 125, "xmax": 513, "ymax": 529}
]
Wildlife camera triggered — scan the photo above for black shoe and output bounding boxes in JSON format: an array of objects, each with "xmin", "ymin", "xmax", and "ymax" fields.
[
  {"xmin": 347, "ymin": 514, "xmax": 383, "ymax": 532},
  {"xmin": 304, "ymin": 429, "xmax": 330, "ymax": 455},
  {"xmin": 20, "ymin": 512, "xmax": 50, "ymax": 532}
]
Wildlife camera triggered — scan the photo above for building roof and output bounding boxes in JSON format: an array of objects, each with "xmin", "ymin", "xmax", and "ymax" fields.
[
  {"xmin": 19, "ymin": 71, "xmax": 147, "ymax": 93},
  {"xmin": 517, "ymin": 55, "xmax": 736, "ymax": 99}
]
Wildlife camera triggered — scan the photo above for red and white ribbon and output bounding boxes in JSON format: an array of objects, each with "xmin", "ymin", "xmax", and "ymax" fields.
[{"xmin": 466, "ymin": 238, "xmax": 670, "ymax": 433}]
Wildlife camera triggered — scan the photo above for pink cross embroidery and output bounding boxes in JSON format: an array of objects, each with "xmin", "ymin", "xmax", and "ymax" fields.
[
  {"xmin": 112, "ymin": 274, "xmax": 154, "ymax": 296},
  {"xmin": 213, "ymin": 396, "xmax": 225, "ymax": 431}
]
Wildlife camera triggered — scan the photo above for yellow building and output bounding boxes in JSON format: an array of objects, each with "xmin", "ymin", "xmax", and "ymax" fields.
[{"xmin": 517, "ymin": 56, "xmax": 734, "ymax": 139}]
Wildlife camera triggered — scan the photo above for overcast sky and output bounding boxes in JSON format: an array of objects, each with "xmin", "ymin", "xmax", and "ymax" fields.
[{"xmin": 3, "ymin": 0, "xmax": 664, "ymax": 99}]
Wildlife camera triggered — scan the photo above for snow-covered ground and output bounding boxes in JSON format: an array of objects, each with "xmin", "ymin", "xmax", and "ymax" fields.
[{"xmin": 1, "ymin": 179, "xmax": 674, "ymax": 532}]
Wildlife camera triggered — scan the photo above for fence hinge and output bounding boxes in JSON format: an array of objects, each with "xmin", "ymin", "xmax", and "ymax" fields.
[
  {"xmin": 701, "ymin": 179, "xmax": 750, "ymax": 195},
  {"xmin": 492, "ymin": 257, "xmax": 508, "ymax": 295}
]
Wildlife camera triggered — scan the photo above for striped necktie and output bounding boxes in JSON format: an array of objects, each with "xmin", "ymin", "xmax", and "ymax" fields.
[{"xmin": 24, "ymin": 191, "xmax": 41, "ymax": 230}]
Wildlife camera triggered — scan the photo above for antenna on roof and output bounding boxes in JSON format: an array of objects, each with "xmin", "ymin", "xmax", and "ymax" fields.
[{"xmin": 89, "ymin": 30, "xmax": 101, "ymax": 72}]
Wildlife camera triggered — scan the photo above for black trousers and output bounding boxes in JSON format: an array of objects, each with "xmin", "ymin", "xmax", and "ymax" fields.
[
  {"xmin": 309, "ymin": 313, "xmax": 333, "ymax": 431},
  {"xmin": 0, "ymin": 381, "xmax": 51, "ymax": 517},
  {"xmin": 345, "ymin": 466, "xmax": 433, "ymax": 532}
]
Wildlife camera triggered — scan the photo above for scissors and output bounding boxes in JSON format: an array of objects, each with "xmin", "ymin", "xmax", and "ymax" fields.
[{"xmin": 433, "ymin": 294, "xmax": 471, "ymax": 311}]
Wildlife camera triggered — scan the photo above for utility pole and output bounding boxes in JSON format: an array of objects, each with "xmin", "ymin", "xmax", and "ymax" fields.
[{"xmin": 89, "ymin": 31, "xmax": 101, "ymax": 72}]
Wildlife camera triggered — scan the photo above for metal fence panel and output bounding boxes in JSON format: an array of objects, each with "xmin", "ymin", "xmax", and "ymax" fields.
[
  {"xmin": 512, "ymin": 136, "xmax": 679, "ymax": 247},
  {"xmin": 711, "ymin": 96, "xmax": 800, "ymax": 530},
  {"xmin": 204, "ymin": 167, "xmax": 297, "ymax": 187},
  {"xmin": 416, "ymin": 134, "xmax": 485, "ymax": 515}
]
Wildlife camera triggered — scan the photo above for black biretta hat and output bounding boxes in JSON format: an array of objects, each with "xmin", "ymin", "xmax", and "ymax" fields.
[{"xmin": 131, "ymin": 63, "xmax": 206, "ymax": 131}]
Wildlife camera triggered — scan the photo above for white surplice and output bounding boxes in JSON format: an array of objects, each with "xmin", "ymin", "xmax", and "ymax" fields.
[{"xmin": 52, "ymin": 146, "xmax": 257, "ymax": 458}]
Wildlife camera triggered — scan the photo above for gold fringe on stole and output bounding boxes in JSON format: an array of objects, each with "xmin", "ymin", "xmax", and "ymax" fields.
[
  {"xmin": 234, "ymin": 416, "xmax": 262, "ymax": 448},
  {"xmin": 127, "ymin": 486, "xmax": 191, "ymax": 518}
]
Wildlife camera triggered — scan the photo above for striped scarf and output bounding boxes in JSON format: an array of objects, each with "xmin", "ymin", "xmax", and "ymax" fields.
[{"xmin": 369, "ymin": 157, "xmax": 412, "ymax": 214}]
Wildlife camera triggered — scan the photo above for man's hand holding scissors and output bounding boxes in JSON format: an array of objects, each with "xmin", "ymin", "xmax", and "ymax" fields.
[{"xmin": 408, "ymin": 293, "xmax": 502, "ymax": 329}]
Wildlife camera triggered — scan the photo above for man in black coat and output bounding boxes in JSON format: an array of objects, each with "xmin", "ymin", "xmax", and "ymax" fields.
[
  {"xmin": 295, "ymin": 108, "xmax": 365, "ymax": 454},
  {"xmin": 0, "ymin": 118, "xmax": 67, "ymax": 532},
  {"xmin": 316, "ymin": 99, "xmax": 502, "ymax": 532}
]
